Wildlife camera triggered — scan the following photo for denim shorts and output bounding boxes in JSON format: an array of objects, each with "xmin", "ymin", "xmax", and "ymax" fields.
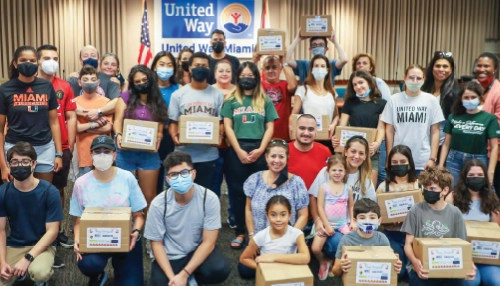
[
  {"xmin": 5, "ymin": 141, "xmax": 55, "ymax": 173},
  {"xmin": 446, "ymin": 149, "xmax": 488, "ymax": 186},
  {"xmin": 116, "ymin": 148, "xmax": 161, "ymax": 171}
]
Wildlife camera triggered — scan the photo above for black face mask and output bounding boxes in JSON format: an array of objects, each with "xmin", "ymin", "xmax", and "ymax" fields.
[
  {"xmin": 17, "ymin": 63, "xmax": 39, "ymax": 77},
  {"xmin": 181, "ymin": 61, "xmax": 190, "ymax": 72},
  {"xmin": 239, "ymin": 78, "xmax": 257, "ymax": 90},
  {"xmin": 134, "ymin": 82, "xmax": 152, "ymax": 94},
  {"xmin": 423, "ymin": 188, "xmax": 441, "ymax": 205},
  {"xmin": 465, "ymin": 177, "xmax": 486, "ymax": 192},
  {"xmin": 212, "ymin": 41, "xmax": 224, "ymax": 53},
  {"xmin": 10, "ymin": 166, "xmax": 33, "ymax": 181},
  {"xmin": 391, "ymin": 164, "xmax": 409, "ymax": 177},
  {"xmin": 191, "ymin": 67, "xmax": 210, "ymax": 82}
]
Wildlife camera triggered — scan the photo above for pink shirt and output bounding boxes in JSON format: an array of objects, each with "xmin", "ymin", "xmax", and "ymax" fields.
[{"xmin": 482, "ymin": 79, "xmax": 500, "ymax": 161}]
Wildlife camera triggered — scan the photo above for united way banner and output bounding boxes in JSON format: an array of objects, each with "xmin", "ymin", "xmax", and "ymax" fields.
[{"xmin": 154, "ymin": 0, "xmax": 262, "ymax": 58}]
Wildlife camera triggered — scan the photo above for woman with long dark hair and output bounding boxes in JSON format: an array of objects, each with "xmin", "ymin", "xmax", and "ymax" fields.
[
  {"xmin": 114, "ymin": 65, "xmax": 168, "ymax": 208},
  {"xmin": 175, "ymin": 47, "xmax": 194, "ymax": 86}
]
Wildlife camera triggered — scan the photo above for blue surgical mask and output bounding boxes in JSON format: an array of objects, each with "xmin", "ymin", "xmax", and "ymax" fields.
[
  {"xmin": 83, "ymin": 58, "xmax": 99, "ymax": 69},
  {"xmin": 157, "ymin": 67, "xmax": 174, "ymax": 81},
  {"xmin": 357, "ymin": 221, "xmax": 379, "ymax": 234},
  {"xmin": 462, "ymin": 98, "xmax": 480, "ymax": 111},
  {"xmin": 312, "ymin": 68, "xmax": 328, "ymax": 81},
  {"xmin": 311, "ymin": 47, "xmax": 325, "ymax": 56},
  {"xmin": 356, "ymin": 89, "xmax": 371, "ymax": 98},
  {"xmin": 169, "ymin": 174, "xmax": 193, "ymax": 194}
]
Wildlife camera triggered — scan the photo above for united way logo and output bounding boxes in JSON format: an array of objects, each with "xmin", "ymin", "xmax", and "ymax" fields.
[{"xmin": 220, "ymin": 4, "xmax": 251, "ymax": 34}]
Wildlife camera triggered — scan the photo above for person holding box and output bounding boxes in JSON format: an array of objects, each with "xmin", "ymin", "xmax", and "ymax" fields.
[
  {"xmin": 401, "ymin": 166, "xmax": 476, "ymax": 285},
  {"xmin": 331, "ymin": 198, "xmax": 402, "ymax": 276},
  {"xmin": 238, "ymin": 195, "xmax": 310, "ymax": 279},
  {"xmin": 448, "ymin": 159, "xmax": 500, "ymax": 286},
  {"xmin": 71, "ymin": 135, "xmax": 147, "ymax": 286}
]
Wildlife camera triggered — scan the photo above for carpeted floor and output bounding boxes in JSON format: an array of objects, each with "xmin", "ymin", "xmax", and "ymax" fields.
[{"xmin": 15, "ymin": 181, "xmax": 409, "ymax": 286}]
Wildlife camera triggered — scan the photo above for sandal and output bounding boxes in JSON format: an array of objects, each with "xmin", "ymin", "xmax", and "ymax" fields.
[
  {"xmin": 230, "ymin": 235, "xmax": 245, "ymax": 250},
  {"xmin": 318, "ymin": 261, "xmax": 331, "ymax": 280}
]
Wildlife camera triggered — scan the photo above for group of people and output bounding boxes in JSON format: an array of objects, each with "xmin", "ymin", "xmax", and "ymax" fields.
[{"xmin": 0, "ymin": 25, "xmax": 498, "ymax": 286}]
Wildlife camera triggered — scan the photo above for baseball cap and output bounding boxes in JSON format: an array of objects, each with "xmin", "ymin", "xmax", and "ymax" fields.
[{"xmin": 90, "ymin": 135, "xmax": 116, "ymax": 151}]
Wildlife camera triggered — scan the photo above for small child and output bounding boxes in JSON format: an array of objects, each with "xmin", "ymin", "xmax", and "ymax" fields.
[
  {"xmin": 332, "ymin": 198, "xmax": 402, "ymax": 276},
  {"xmin": 311, "ymin": 154, "xmax": 353, "ymax": 280},
  {"xmin": 401, "ymin": 166, "xmax": 476, "ymax": 286},
  {"xmin": 238, "ymin": 195, "xmax": 310, "ymax": 279}
]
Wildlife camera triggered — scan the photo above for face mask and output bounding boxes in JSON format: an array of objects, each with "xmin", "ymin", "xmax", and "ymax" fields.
[
  {"xmin": 311, "ymin": 47, "xmax": 325, "ymax": 56},
  {"xmin": 391, "ymin": 164, "xmax": 409, "ymax": 177},
  {"xmin": 83, "ymin": 58, "xmax": 98, "ymax": 69},
  {"xmin": 157, "ymin": 67, "xmax": 174, "ymax": 81},
  {"xmin": 92, "ymin": 153, "xmax": 114, "ymax": 171},
  {"xmin": 477, "ymin": 75, "xmax": 494, "ymax": 87},
  {"xmin": 181, "ymin": 61, "xmax": 190, "ymax": 72},
  {"xmin": 357, "ymin": 221, "xmax": 379, "ymax": 234},
  {"xmin": 356, "ymin": 89, "xmax": 371, "ymax": 98},
  {"xmin": 462, "ymin": 98, "xmax": 480, "ymax": 110},
  {"xmin": 239, "ymin": 78, "xmax": 257, "ymax": 90},
  {"xmin": 212, "ymin": 41, "xmax": 224, "ymax": 53},
  {"xmin": 82, "ymin": 82, "xmax": 99, "ymax": 94},
  {"xmin": 465, "ymin": 177, "xmax": 486, "ymax": 192},
  {"xmin": 134, "ymin": 82, "xmax": 152, "ymax": 94},
  {"xmin": 10, "ymin": 166, "xmax": 33, "ymax": 181},
  {"xmin": 170, "ymin": 174, "xmax": 194, "ymax": 194},
  {"xmin": 423, "ymin": 188, "xmax": 441, "ymax": 204},
  {"xmin": 405, "ymin": 81, "xmax": 424, "ymax": 93},
  {"xmin": 17, "ymin": 63, "xmax": 39, "ymax": 77},
  {"xmin": 312, "ymin": 68, "xmax": 328, "ymax": 81},
  {"xmin": 41, "ymin": 59, "xmax": 59, "ymax": 75},
  {"xmin": 191, "ymin": 67, "xmax": 210, "ymax": 82}
]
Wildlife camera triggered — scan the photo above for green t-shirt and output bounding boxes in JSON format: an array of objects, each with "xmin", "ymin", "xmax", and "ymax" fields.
[
  {"xmin": 221, "ymin": 95, "xmax": 278, "ymax": 139},
  {"xmin": 444, "ymin": 111, "xmax": 500, "ymax": 154}
]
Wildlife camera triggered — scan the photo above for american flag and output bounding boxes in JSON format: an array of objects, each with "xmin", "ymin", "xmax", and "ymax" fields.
[{"xmin": 138, "ymin": 0, "xmax": 152, "ymax": 66}]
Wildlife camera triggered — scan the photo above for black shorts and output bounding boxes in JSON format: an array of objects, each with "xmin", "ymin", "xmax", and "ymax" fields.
[{"xmin": 52, "ymin": 149, "xmax": 72, "ymax": 189}]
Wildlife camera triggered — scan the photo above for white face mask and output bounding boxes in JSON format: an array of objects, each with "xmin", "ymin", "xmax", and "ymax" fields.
[
  {"xmin": 92, "ymin": 153, "xmax": 114, "ymax": 171},
  {"xmin": 405, "ymin": 80, "xmax": 424, "ymax": 92},
  {"xmin": 312, "ymin": 67, "xmax": 328, "ymax": 81},
  {"xmin": 41, "ymin": 59, "xmax": 59, "ymax": 75}
]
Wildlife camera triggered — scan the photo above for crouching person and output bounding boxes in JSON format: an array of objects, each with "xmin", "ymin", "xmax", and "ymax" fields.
[
  {"xmin": 0, "ymin": 142, "xmax": 63, "ymax": 286},
  {"xmin": 145, "ymin": 151, "xmax": 231, "ymax": 286}
]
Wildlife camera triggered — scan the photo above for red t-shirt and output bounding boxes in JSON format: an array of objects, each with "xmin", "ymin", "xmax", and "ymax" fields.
[
  {"xmin": 261, "ymin": 80, "xmax": 291, "ymax": 140},
  {"xmin": 51, "ymin": 77, "xmax": 76, "ymax": 150},
  {"xmin": 288, "ymin": 141, "xmax": 332, "ymax": 189}
]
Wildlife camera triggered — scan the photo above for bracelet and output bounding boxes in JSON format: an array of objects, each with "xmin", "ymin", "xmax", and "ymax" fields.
[
  {"xmin": 89, "ymin": 122, "xmax": 95, "ymax": 129},
  {"xmin": 183, "ymin": 268, "xmax": 191, "ymax": 276}
]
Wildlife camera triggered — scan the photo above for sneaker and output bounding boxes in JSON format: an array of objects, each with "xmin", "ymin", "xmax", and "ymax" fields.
[
  {"xmin": 57, "ymin": 232, "xmax": 74, "ymax": 248},
  {"xmin": 227, "ymin": 218, "xmax": 237, "ymax": 229},
  {"xmin": 34, "ymin": 282, "xmax": 49, "ymax": 286},
  {"xmin": 52, "ymin": 255, "xmax": 65, "ymax": 269},
  {"xmin": 89, "ymin": 272, "xmax": 107, "ymax": 286}
]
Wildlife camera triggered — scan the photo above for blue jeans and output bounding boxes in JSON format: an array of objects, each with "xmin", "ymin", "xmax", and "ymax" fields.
[
  {"xmin": 383, "ymin": 229, "xmax": 408, "ymax": 280},
  {"xmin": 446, "ymin": 149, "xmax": 488, "ymax": 186},
  {"xmin": 78, "ymin": 238, "xmax": 143, "ymax": 286},
  {"xmin": 322, "ymin": 232, "xmax": 344, "ymax": 259},
  {"xmin": 116, "ymin": 148, "xmax": 161, "ymax": 171},
  {"xmin": 464, "ymin": 263, "xmax": 500, "ymax": 286},
  {"xmin": 237, "ymin": 262, "xmax": 256, "ymax": 279},
  {"xmin": 377, "ymin": 139, "xmax": 387, "ymax": 187},
  {"xmin": 408, "ymin": 269, "xmax": 466, "ymax": 286}
]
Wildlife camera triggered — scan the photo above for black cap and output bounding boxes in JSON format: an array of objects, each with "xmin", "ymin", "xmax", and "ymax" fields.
[{"xmin": 90, "ymin": 135, "xmax": 116, "ymax": 151}]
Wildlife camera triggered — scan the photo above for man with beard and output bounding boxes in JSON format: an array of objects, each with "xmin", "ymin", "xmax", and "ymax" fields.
[{"xmin": 207, "ymin": 29, "xmax": 241, "ymax": 84}]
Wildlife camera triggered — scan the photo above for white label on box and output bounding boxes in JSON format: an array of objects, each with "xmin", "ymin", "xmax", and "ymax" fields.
[
  {"xmin": 259, "ymin": 35, "xmax": 283, "ymax": 52},
  {"xmin": 340, "ymin": 130, "xmax": 367, "ymax": 146},
  {"xmin": 306, "ymin": 18, "xmax": 328, "ymax": 32},
  {"xmin": 186, "ymin": 121, "xmax": 214, "ymax": 140},
  {"xmin": 123, "ymin": 125, "xmax": 155, "ymax": 146},
  {"xmin": 384, "ymin": 195, "xmax": 415, "ymax": 218},
  {"xmin": 272, "ymin": 283, "xmax": 304, "ymax": 286},
  {"xmin": 355, "ymin": 262, "xmax": 392, "ymax": 284},
  {"xmin": 86, "ymin": 228, "xmax": 121, "ymax": 248},
  {"xmin": 428, "ymin": 247, "xmax": 463, "ymax": 270},
  {"xmin": 471, "ymin": 240, "xmax": 500, "ymax": 260},
  {"xmin": 315, "ymin": 115, "xmax": 323, "ymax": 131}
]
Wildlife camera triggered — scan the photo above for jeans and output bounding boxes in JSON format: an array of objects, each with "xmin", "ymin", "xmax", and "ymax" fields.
[
  {"xmin": 464, "ymin": 263, "xmax": 500, "ymax": 286},
  {"xmin": 377, "ymin": 139, "xmax": 387, "ymax": 187},
  {"xmin": 408, "ymin": 269, "xmax": 466, "ymax": 286},
  {"xmin": 77, "ymin": 239, "xmax": 143, "ymax": 286},
  {"xmin": 193, "ymin": 160, "xmax": 217, "ymax": 190},
  {"xmin": 322, "ymin": 232, "xmax": 344, "ymax": 259},
  {"xmin": 116, "ymin": 148, "xmax": 161, "ymax": 171},
  {"xmin": 157, "ymin": 129, "xmax": 175, "ymax": 195},
  {"xmin": 211, "ymin": 148, "xmax": 230, "ymax": 198},
  {"xmin": 237, "ymin": 262, "xmax": 256, "ymax": 279},
  {"xmin": 149, "ymin": 246, "xmax": 231, "ymax": 285},
  {"xmin": 383, "ymin": 229, "xmax": 408, "ymax": 280},
  {"xmin": 445, "ymin": 149, "xmax": 488, "ymax": 186}
]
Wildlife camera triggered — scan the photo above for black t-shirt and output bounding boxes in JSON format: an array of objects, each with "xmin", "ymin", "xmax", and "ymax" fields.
[
  {"xmin": 0, "ymin": 180, "xmax": 63, "ymax": 246},
  {"xmin": 0, "ymin": 77, "xmax": 59, "ymax": 145},
  {"xmin": 341, "ymin": 98, "xmax": 387, "ymax": 128},
  {"xmin": 67, "ymin": 71, "xmax": 120, "ymax": 100},
  {"xmin": 207, "ymin": 53, "xmax": 241, "ymax": 84}
]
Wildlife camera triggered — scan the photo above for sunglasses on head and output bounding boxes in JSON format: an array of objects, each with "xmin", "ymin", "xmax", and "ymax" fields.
[
  {"xmin": 434, "ymin": 51, "xmax": 453, "ymax": 58},
  {"xmin": 269, "ymin": 139, "xmax": 287, "ymax": 146}
]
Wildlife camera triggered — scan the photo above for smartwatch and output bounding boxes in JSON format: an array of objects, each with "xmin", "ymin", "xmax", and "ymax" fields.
[
  {"xmin": 97, "ymin": 109, "xmax": 103, "ymax": 117},
  {"xmin": 55, "ymin": 152, "xmax": 63, "ymax": 158},
  {"xmin": 24, "ymin": 253, "xmax": 34, "ymax": 262}
]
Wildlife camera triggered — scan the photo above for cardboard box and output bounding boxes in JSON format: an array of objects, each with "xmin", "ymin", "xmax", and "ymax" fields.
[
  {"xmin": 255, "ymin": 263, "xmax": 313, "ymax": 286},
  {"xmin": 334, "ymin": 126, "xmax": 378, "ymax": 152},
  {"xmin": 179, "ymin": 115, "xmax": 220, "ymax": 145},
  {"xmin": 377, "ymin": 189, "xmax": 423, "ymax": 223},
  {"xmin": 342, "ymin": 246, "xmax": 397, "ymax": 286},
  {"xmin": 290, "ymin": 114, "xmax": 330, "ymax": 141},
  {"xmin": 413, "ymin": 238, "xmax": 472, "ymax": 278},
  {"xmin": 121, "ymin": 119, "xmax": 159, "ymax": 151},
  {"xmin": 466, "ymin": 221, "xmax": 500, "ymax": 265},
  {"xmin": 300, "ymin": 15, "xmax": 332, "ymax": 37},
  {"xmin": 79, "ymin": 207, "xmax": 131, "ymax": 253},
  {"xmin": 256, "ymin": 29, "xmax": 286, "ymax": 56}
]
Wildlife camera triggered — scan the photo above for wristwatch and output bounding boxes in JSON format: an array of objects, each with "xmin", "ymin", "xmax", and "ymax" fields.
[
  {"xmin": 97, "ymin": 109, "xmax": 103, "ymax": 117},
  {"xmin": 114, "ymin": 132, "xmax": 123, "ymax": 141},
  {"xmin": 429, "ymin": 157, "xmax": 437, "ymax": 162},
  {"xmin": 24, "ymin": 253, "xmax": 34, "ymax": 262},
  {"xmin": 55, "ymin": 152, "xmax": 63, "ymax": 158},
  {"xmin": 131, "ymin": 229, "xmax": 142, "ymax": 241}
]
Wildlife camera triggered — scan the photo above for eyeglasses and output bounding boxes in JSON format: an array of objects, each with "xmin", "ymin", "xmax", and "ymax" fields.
[
  {"xmin": 434, "ymin": 51, "xmax": 453, "ymax": 58},
  {"xmin": 166, "ymin": 169, "xmax": 193, "ymax": 179},
  {"xmin": 9, "ymin": 159, "xmax": 33, "ymax": 167},
  {"xmin": 269, "ymin": 139, "xmax": 287, "ymax": 146},
  {"xmin": 264, "ymin": 65, "xmax": 279, "ymax": 70},
  {"xmin": 311, "ymin": 44, "xmax": 326, "ymax": 49}
]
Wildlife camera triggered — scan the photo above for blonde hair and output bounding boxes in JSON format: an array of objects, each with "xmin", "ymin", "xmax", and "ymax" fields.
[
  {"xmin": 225, "ymin": 61, "xmax": 266, "ymax": 112},
  {"xmin": 344, "ymin": 137, "xmax": 372, "ymax": 196}
]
